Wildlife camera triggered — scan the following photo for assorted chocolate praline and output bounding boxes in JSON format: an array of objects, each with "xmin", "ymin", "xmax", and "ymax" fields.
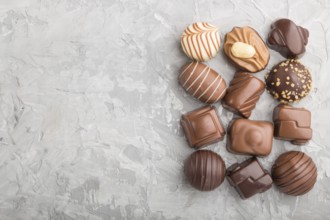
[{"xmin": 179, "ymin": 19, "xmax": 316, "ymax": 198}]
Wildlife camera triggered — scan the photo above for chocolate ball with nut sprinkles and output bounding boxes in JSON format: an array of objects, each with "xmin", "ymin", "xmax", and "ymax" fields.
[{"xmin": 265, "ymin": 59, "xmax": 312, "ymax": 103}]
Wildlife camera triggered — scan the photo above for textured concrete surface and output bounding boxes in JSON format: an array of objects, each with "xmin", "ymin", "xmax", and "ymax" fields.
[{"xmin": 0, "ymin": 0, "xmax": 330, "ymax": 219}]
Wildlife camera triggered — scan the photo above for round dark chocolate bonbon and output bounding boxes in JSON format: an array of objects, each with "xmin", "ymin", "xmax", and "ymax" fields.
[
  {"xmin": 272, "ymin": 151, "xmax": 317, "ymax": 196},
  {"xmin": 184, "ymin": 150, "xmax": 226, "ymax": 191},
  {"xmin": 265, "ymin": 59, "xmax": 312, "ymax": 103}
]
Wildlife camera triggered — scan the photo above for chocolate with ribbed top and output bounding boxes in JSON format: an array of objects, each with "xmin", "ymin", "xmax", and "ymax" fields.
[
  {"xmin": 272, "ymin": 151, "xmax": 317, "ymax": 196},
  {"xmin": 223, "ymin": 72, "xmax": 265, "ymax": 118},
  {"xmin": 184, "ymin": 150, "xmax": 226, "ymax": 191}
]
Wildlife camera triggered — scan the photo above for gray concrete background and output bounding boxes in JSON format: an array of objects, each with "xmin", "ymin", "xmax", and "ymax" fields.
[{"xmin": 0, "ymin": 0, "xmax": 329, "ymax": 219}]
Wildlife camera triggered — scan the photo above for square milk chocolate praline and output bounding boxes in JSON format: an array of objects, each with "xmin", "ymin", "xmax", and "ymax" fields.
[
  {"xmin": 227, "ymin": 158, "xmax": 273, "ymax": 199},
  {"xmin": 273, "ymin": 104, "xmax": 312, "ymax": 145},
  {"xmin": 181, "ymin": 106, "xmax": 225, "ymax": 148},
  {"xmin": 227, "ymin": 119, "xmax": 273, "ymax": 156}
]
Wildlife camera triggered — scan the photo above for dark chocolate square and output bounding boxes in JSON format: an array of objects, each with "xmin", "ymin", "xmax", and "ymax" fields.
[
  {"xmin": 181, "ymin": 106, "xmax": 225, "ymax": 148},
  {"xmin": 227, "ymin": 158, "xmax": 273, "ymax": 199}
]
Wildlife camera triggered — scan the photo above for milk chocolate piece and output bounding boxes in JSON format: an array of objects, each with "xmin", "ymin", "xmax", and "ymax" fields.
[
  {"xmin": 227, "ymin": 158, "xmax": 273, "ymax": 199},
  {"xmin": 273, "ymin": 104, "xmax": 312, "ymax": 144},
  {"xmin": 265, "ymin": 59, "xmax": 312, "ymax": 103},
  {"xmin": 223, "ymin": 72, "xmax": 265, "ymax": 118},
  {"xmin": 227, "ymin": 119, "xmax": 273, "ymax": 156},
  {"xmin": 181, "ymin": 106, "xmax": 225, "ymax": 148},
  {"xmin": 224, "ymin": 27, "xmax": 270, "ymax": 73},
  {"xmin": 184, "ymin": 150, "xmax": 226, "ymax": 191},
  {"xmin": 179, "ymin": 62, "xmax": 227, "ymax": 104},
  {"xmin": 268, "ymin": 19, "xmax": 309, "ymax": 58},
  {"xmin": 272, "ymin": 151, "xmax": 317, "ymax": 196}
]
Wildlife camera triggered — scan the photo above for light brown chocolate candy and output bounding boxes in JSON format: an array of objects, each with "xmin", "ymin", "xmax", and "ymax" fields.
[
  {"xmin": 181, "ymin": 106, "xmax": 225, "ymax": 149},
  {"xmin": 227, "ymin": 119, "xmax": 273, "ymax": 156},
  {"xmin": 273, "ymin": 104, "xmax": 312, "ymax": 144},
  {"xmin": 224, "ymin": 27, "xmax": 270, "ymax": 73},
  {"xmin": 179, "ymin": 62, "xmax": 227, "ymax": 104},
  {"xmin": 223, "ymin": 72, "xmax": 265, "ymax": 118}
]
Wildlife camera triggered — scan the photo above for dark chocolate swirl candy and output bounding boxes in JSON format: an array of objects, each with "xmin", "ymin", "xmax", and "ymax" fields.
[
  {"xmin": 184, "ymin": 150, "xmax": 226, "ymax": 191},
  {"xmin": 272, "ymin": 151, "xmax": 317, "ymax": 196},
  {"xmin": 267, "ymin": 19, "xmax": 309, "ymax": 58}
]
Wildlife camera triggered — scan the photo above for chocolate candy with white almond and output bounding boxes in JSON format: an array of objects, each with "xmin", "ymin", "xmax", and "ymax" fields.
[
  {"xmin": 179, "ymin": 62, "xmax": 227, "ymax": 104},
  {"xmin": 273, "ymin": 104, "xmax": 312, "ymax": 144},
  {"xmin": 184, "ymin": 150, "xmax": 226, "ymax": 191},
  {"xmin": 265, "ymin": 59, "xmax": 312, "ymax": 103},
  {"xmin": 227, "ymin": 119, "xmax": 273, "ymax": 156},
  {"xmin": 227, "ymin": 158, "xmax": 273, "ymax": 199},
  {"xmin": 268, "ymin": 19, "xmax": 309, "ymax": 58},
  {"xmin": 223, "ymin": 72, "xmax": 265, "ymax": 118},
  {"xmin": 224, "ymin": 26, "xmax": 270, "ymax": 73},
  {"xmin": 181, "ymin": 106, "xmax": 225, "ymax": 149}
]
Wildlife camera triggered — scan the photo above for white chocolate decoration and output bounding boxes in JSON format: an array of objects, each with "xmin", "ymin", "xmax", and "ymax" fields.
[
  {"xmin": 231, "ymin": 42, "xmax": 256, "ymax": 59},
  {"xmin": 181, "ymin": 22, "xmax": 221, "ymax": 62}
]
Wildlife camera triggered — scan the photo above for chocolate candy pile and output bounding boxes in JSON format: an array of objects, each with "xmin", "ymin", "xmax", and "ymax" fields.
[{"xmin": 178, "ymin": 20, "xmax": 317, "ymax": 199}]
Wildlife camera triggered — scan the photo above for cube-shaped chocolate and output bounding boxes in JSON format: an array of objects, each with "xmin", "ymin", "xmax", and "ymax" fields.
[
  {"xmin": 227, "ymin": 158, "xmax": 273, "ymax": 199},
  {"xmin": 273, "ymin": 104, "xmax": 312, "ymax": 145},
  {"xmin": 223, "ymin": 72, "xmax": 265, "ymax": 118},
  {"xmin": 227, "ymin": 119, "xmax": 273, "ymax": 156},
  {"xmin": 181, "ymin": 106, "xmax": 225, "ymax": 148}
]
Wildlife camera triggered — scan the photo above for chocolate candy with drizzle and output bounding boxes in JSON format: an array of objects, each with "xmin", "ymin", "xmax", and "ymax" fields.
[
  {"xmin": 179, "ymin": 62, "xmax": 227, "ymax": 104},
  {"xmin": 181, "ymin": 22, "xmax": 221, "ymax": 62}
]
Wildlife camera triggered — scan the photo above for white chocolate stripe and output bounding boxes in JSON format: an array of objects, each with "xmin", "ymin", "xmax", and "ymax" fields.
[
  {"xmin": 205, "ymin": 77, "xmax": 223, "ymax": 103},
  {"xmin": 182, "ymin": 62, "xmax": 198, "ymax": 87},
  {"xmin": 213, "ymin": 84, "xmax": 227, "ymax": 103},
  {"xmin": 192, "ymin": 67, "xmax": 211, "ymax": 96},
  {"xmin": 186, "ymin": 66, "xmax": 208, "ymax": 91},
  {"xmin": 179, "ymin": 62, "xmax": 194, "ymax": 78},
  {"xmin": 198, "ymin": 75, "xmax": 220, "ymax": 99}
]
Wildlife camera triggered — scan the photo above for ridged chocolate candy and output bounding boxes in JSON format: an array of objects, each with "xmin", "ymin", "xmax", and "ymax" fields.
[
  {"xmin": 181, "ymin": 22, "xmax": 221, "ymax": 62},
  {"xmin": 184, "ymin": 150, "xmax": 226, "ymax": 191},
  {"xmin": 179, "ymin": 62, "xmax": 227, "ymax": 104},
  {"xmin": 272, "ymin": 151, "xmax": 317, "ymax": 196}
]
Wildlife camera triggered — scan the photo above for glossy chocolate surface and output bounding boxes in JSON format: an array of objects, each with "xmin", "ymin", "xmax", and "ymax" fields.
[
  {"xmin": 227, "ymin": 119, "xmax": 273, "ymax": 156},
  {"xmin": 268, "ymin": 19, "xmax": 309, "ymax": 58},
  {"xmin": 227, "ymin": 158, "xmax": 273, "ymax": 199},
  {"xmin": 184, "ymin": 150, "xmax": 226, "ymax": 191},
  {"xmin": 272, "ymin": 151, "xmax": 317, "ymax": 196},
  {"xmin": 179, "ymin": 62, "xmax": 227, "ymax": 104},
  {"xmin": 223, "ymin": 72, "xmax": 265, "ymax": 118},
  {"xmin": 224, "ymin": 26, "xmax": 270, "ymax": 73},
  {"xmin": 265, "ymin": 59, "xmax": 312, "ymax": 103},
  {"xmin": 181, "ymin": 106, "xmax": 225, "ymax": 148},
  {"xmin": 273, "ymin": 104, "xmax": 312, "ymax": 144}
]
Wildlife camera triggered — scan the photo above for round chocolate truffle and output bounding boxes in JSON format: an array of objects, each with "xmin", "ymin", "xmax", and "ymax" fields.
[
  {"xmin": 184, "ymin": 150, "xmax": 226, "ymax": 191},
  {"xmin": 272, "ymin": 151, "xmax": 317, "ymax": 196},
  {"xmin": 265, "ymin": 59, "xmax": 312, "ymax": 103}
]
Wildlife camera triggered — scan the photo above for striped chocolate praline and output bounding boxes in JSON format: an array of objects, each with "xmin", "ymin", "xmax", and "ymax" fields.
[
  {"xmin": 272, "ymin": 151, "xmax": 317, "ymax": 196},
  {"xmin": 179, "ymin": 62, "xmax": 227, "ymax": 104},
  {"xmin": 181, "ymin": 22, "xmax": 221, "ymax": 62}
]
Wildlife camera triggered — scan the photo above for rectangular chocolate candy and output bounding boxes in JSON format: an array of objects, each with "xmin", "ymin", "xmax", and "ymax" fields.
[
  {"xmin": 227, "ymin": 158, "xmax": 273, "ymax": 199},
  {"xmin": 223, "ymin": 72, "xmax": 265, "ymax": 118},
  {"xmin": 227, "ymin": 119, "xmax": 273, "ymax": 156},
  {"xmin": 273, "ymin": 104, "xmax": 312, "ymax": 145},
  {"xmin": 181, "ymin": 106, "xmax": 225, "ymax": 148}
]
